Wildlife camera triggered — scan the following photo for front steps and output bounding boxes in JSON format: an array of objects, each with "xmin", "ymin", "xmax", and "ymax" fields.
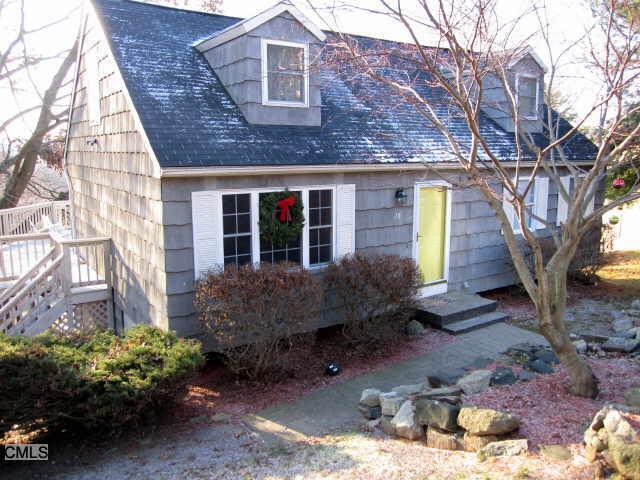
[{"xmin": 416, "ymin": 290, "xmax": 509, "ymax": 334}]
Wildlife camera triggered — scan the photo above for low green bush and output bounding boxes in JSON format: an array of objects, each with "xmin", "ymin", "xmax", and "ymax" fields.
[{"xmin": 0, "ymin": 326, "xmax": 203, "ymax": 439}]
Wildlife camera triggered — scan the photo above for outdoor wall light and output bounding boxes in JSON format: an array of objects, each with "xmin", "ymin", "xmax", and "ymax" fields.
[{"xmin": 395, "ymin": 188, "xmax": 408, "ymax": 205}]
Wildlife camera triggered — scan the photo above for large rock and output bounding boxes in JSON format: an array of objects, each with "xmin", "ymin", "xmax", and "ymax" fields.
[
  {"xmin": 406, "ymin": 320, "xmax": 425, "ymax": 336},
  {"xmin": 463, "ymin": 432, "xmax": 501, "ymax": 452},
  {"xmin": 477, "ymin": 439, "xmax": 528, "ymax": 460},
  {"xmin": 632, "ymin": 299, "xmax": 640, "ymax": 310},
  {"xmin": 613, "ymin": 312, "xmax": 634, "ymax": 333},
  {"xmin": 457, "ymin": 369, "xmax": 492, "ymax": 395},
  {"xmin": 490, "ymin": 367, "xmax": 517, "ymax": 386},
  {"xmin": 380, "ymin": 392, "xmax": 405, "ymax": 417},
  {"xmin": 534, "ymin": 349, "xmax": 560, "ymax": 365},
  {"xmin": 526, "ymin": 359, "xmax": 554, "ymax": 374},
  {"xmin": 417, "ymin": 386, "xmax": 463, "ymax": 399},
  {"xmin": 603, "ymin": 409, "xmax": 640, "ymax": 442},
  {"xmin": 392, "ymin": 383, "xmax": 425, "ymax": 396},
  {"xmin": 359, "ymin": 388, "xmax": 382, "ymax": 407},
  {"xmin": 603, "ymin": 337, "xmax": 640, "ymax": 353},
  {"xmin": 414, "ymin": 399, "xmax": 460, "ymax": 432},
  {"xmin": 625, "ymin": 387, "xmax": 640, "ymax": 408},
  {"xmin": 425, "ymin": 427, "xmax": 462, "ymax": 451},
  {"xmin": 539, "ymin": 444, "xmax": 572, "ymax": 461},
  {"xmin": 390, "ymin": 400, "xmax": 423, "ymax": 440},
  {"xmin": 380, "ymin": 415, "xmax": 396, "ymax": 436},
  {"xmin": 573, "ymin": 339, "xmax": 588, "ymax": 354},
  {"xmin": 609, "ymin": 436, "xmax": 640, "ymax": 480},
  {"xmin": 358, "ymin": 404, "xmax": 381, "ymax": 420},
  {"xmin": 457, "ymin": 407, "xmax": 520, "ymax": 436}
]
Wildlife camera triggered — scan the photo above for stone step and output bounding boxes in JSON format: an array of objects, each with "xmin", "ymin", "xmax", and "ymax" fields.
[
  {"xmin": 416, "ymin": 291, "xmax": 497, "ymax": 327},
  {"xmin": 440, "ymin": 311, "xmax": 509, "ymax": 335}
]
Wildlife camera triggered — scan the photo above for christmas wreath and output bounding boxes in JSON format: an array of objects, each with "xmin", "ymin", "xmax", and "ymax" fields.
[{"xmin": 259, "ymin": 190, "xmax": 305, "ymax": 247}]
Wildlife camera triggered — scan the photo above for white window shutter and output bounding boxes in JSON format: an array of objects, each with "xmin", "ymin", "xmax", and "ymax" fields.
[
  {"xmin": 584, "ymin": 182, "xmax": 596, "ymax": 217},
  {"xmin": 192, "ymin": 191, "xmax": 223, "ymax": 279},
  {"xmin": 556, "ymin": 176, "xmax": 571, "ymax": 225},
  {"xmin": 502, "ymin": 186, "xmax": 515, "ymax": 233},
  {"xmin": 336, "ymin": 184, "xmax": 356, "ymax": 258},
  {"xmin": 534, "ymin": 177, "xmax": 549, "ymax": 230}
]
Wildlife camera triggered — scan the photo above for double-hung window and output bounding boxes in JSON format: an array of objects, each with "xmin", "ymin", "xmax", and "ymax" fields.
[
  {"xmin": 556, "ymin": 175, "xmax": 596, "ymax": 225},
  {"xmin": 502, "ymin": 176, "xmax": 549, "ymax": 234},
  {"xmin": 262, "ymin": 39, "xmax": 309, "ymax": 107},
  {"xmin": 516, "ymin": 75, "xmax": 538, "ymax": 120},
  {"xmin": 220, "ymin": 187, "xmax": 334, "ymax": 269}
]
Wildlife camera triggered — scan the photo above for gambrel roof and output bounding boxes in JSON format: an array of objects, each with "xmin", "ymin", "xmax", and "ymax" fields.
[{"xmin": 91, "ymin": 0, "xmax": 597, "ymax": 169}]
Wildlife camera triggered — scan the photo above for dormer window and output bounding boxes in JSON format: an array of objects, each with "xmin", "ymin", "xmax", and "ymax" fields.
[
  {"xmin": 516, "ymin": 74, "xmax": 539, "ymax": 120},
  {"xmin": 261, "ymin": 39, "xmax": 309, "ymax": 107}
]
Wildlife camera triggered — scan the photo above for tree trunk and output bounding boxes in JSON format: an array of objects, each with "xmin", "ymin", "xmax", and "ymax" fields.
[{"xmin": 538, "ymin": 307, "xmax": 599, "ymax": 398}]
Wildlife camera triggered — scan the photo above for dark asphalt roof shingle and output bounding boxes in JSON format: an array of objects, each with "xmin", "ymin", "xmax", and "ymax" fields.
[{"xmin": 92, "ymin": 0, "xmax": 597, "ymax": 168}]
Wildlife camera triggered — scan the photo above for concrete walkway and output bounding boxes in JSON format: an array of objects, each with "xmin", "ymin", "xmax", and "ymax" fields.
[{"xmin": 245, "ymin": 323, "xmax": 546, "ymax": 444}]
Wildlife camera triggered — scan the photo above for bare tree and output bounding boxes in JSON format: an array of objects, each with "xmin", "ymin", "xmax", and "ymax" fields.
[
  {"xmin": 310, "ymin": 0, "xmax": 640, "ymax": 397},
  {"xmin": 0, "ymin": 0, "xmax": 79, "ymax": 208}
]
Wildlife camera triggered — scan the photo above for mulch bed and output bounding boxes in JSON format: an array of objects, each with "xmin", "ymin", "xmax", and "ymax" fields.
[
  {"xmin": 466, "ymin": 357, "xmax": 640, "ymax": 448},
  {"xmin": 174, "ymin": 326, "xmax": 456, "ymax": 422}
]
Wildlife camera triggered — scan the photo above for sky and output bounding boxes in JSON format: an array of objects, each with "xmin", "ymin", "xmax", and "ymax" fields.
[{"xmin": 0, "ymin": 0, "xmax": 602, "ymax": 139}]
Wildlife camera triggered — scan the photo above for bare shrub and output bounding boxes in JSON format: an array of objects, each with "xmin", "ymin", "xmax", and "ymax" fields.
[
  {"xmin": 326, "ymin": 254, "xmax": 421, "ymax": 345},
  {"xmin": 194, "ymin": 263, "xmax": 322, "ymax": 380}
]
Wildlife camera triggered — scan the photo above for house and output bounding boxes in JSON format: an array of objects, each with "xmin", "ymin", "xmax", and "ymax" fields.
[{"xmin": 64, "ymin": 0, "xmax": 599, "ymax": 338}]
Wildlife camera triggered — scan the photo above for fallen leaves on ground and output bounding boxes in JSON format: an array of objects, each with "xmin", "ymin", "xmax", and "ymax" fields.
[{"xmin": 466, "ymin": 357, "xmax": 640, "ymax": 448}]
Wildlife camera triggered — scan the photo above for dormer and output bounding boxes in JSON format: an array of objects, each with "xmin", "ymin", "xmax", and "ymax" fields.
[
  {"xmin": 194, "ymin": 2, "xmax": 325, "ymax": 126},
  {"xmin": 480, "ymin": 47, "xmax": 547, "ymax": 134}
]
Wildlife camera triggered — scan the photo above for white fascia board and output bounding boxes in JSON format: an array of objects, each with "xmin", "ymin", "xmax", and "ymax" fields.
[
  {"xmin": 194, "ymin": 3, "xmax": 326, "ymax": 53},
  {"xmin": 159, "ymin": 160, "xmax": 597, "ymax": 178}
]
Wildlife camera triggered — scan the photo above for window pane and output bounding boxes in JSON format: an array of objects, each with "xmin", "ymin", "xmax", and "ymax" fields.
[
  {"xmin": 309, "ymin": 208, "xmax": 320, "ymax": 227},
  {"xmin": 319, "ymin": 245, "xmax": 331, "ymax": 263},
  {"xmin": 267, "ymin": 44, "xmax": 304, "ymax": 73},
  {"xmin": 320, "ymin": 207, "xmax": 332, "ymax": 225},
  {"xmin": 224, "ymin": 236, "xmax": 235, "ymax": 257},
  {"xmin": 520, "ymin": 96, "xmax": 537, "ymax": 117},
  {"xmin": 309, "ymin": 247, "xmax": 319, "ymax": 265},
  {"xmin": 268, "ymin": 72, "xmax": 304, "ymax": 102},
  {"xmin": 309, "ymin": 228, "xmax": 319, "ymax": 247},
  {"xmin": 519, "ymin": 77, "xmax": 537, "ymax": 97},
  {"xmin": 223, "ymin": 215, "xmax": 236, "ymax": 235},
  {"xmin": 318, "ymin": 227, "xmax": 332, "ymax": 245},
  {"xmin": 237, "ymin": 235, "xmax": 251, "ymax": 255},
  {"xmin": 237, "ymin": 213, "xmax": 251, "ymax": 233},
  {"xmin": 309, "ymin": 190, "xmax": 320, "ymax": 208},
  {"xmin": 222, "ymin": 195, "xmax": 235, "ymax": 215},
  {"xmin": 237, "ymin": 255, "xmax": 252, "ymax": 266},
  {"xmin": 320, "ymin": 189, "xmax": 332, "ymax": 206},
  {"xmin": 236, "ymin": 193, "xmax": 250, "ymax": 213}
]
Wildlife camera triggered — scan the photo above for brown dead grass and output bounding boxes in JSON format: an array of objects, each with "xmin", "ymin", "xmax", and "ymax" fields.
[{"xmin": 598, "ymin": 250, "xmax": 640, "ymax": 295}]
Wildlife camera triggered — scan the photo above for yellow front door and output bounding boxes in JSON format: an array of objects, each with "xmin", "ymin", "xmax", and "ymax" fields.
[{"xmin": 417, "ymin": 186, "xmax": 448, "ymax": 286}]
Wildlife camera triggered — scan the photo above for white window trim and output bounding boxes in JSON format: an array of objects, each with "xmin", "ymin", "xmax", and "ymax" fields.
[
  {"xmin": 503, "ymin": 176, "xmax": 548, "ymax": 234},
  {"xmin": 261, "ymin": 38, "xmax": 310, "ymax": 108},
  {"xmin": 221, "ymin": 185, "xmax": 336, "ymax": 269},
  {"xmin": 515, "ymin": 73, "xmax": 539, "ymax": 121}
]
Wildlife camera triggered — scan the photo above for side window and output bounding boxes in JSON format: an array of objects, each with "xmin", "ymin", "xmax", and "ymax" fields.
[
  {"xmin": 516, "ymin": 76, "xmax": 538, "ymax": 119},
  {"xmin": 308, "ymin": 189, "xmax": 333, "ymax": 265},
  {"xmin": 262, "ymin": 40, "xmax": 308, "ymax": 106},
  {"xmin": 222, "ymin": 193, "xmax": 252, "ymax": 267},
  {"xmin": 512, "ymin": 180, "xmax": 536, "ymax": 231}
]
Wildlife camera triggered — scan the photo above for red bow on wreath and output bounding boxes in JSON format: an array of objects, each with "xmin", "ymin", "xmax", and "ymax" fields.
[{"xmin": 277, "ymin": 195, "xmax": 296, "ymax": 223}]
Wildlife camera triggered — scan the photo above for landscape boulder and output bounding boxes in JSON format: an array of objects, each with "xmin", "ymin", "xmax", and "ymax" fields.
[
  {"xmin": 359, "ymin": 388, "xmax": 382, "ymax": 407},
  {"xmin": 463, "ymin": 432, "xmax": 501, "ymax": 452},
  {"xmin": 603, "ymin": 337, "xmax": 640, "ymax": 353},
  {"xmin": 406, "ymin": 320, "xmax": 425, "ymax": 336},
  {"xmin": 414, "ymin": 399, "xmax": 460, "ymax": 432},
  {"xmin": 633, "ymin": 299, "xmax": 640, "ymax": 310},
  {"xmin": 526, "ymin": 359, "xmax": 554, "ymax": 374},
  {"xmin": 380, "ymin": 392, "xmax": 405, "ymax": 417},
  {"xmin": 392, "ymin": 383, "xmax": 425, "ymax": 396},
  {"xmin": 533, "ymin": 349, "xmax": 560, "ymax": 365},
  {"xmin": 457, "ymin": 407, "xmax": 520, "ymax": 436},
  {"xmin": 490, "ymin": 367, "xmax": 517, "ymax": 386},
  {"xmin": 457, "ymin": 369, "xmax": 492, "ymax": 395},
  {"xmin": 390, "ymin": 400, "xmax": 423, "ymax": 440},
  {"xmin": 539, "ymin": 444, "xmax": 572, "ymax": 461},
  {"xmin": 584, "ymin": 405, "xmax": 640, "ymax": 479},
  {"xmin": 425, "ymin": 427, "xmax": 463, "ymax": 451},
  {"xmin": 357, "ymin": 404, "xmax": 381, "ymax": 420},
  {"xmin": 612, "ymin": 312, "xmax": 634, "ymax": 333},
  {"xmin": 573, "ymin": 339, "xmax": 588, "ymax": 354},
  {"xmin": 477, "ymin": 439, "xmax": 528, "ymax": 461}
]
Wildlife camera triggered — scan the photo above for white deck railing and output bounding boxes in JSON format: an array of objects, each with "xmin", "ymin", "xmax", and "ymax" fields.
[{"xmin": 0, "ymin": 200, "xmax": 70, "ymax": 236}]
